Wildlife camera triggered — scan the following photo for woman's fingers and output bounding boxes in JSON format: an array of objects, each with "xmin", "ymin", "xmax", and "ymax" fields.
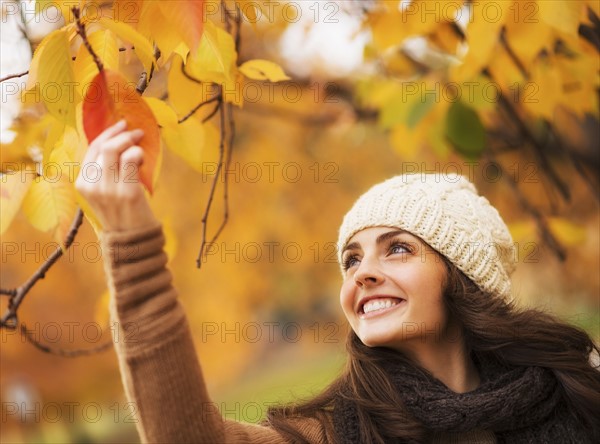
[
  {"xmin": 98, "ymin": 129, "xmax": 144, "ymax": 169},
  {"xmin": 77, "ymin": 127, "xmax": 144, "ymax": 198},
  {"xmin": 75, "ymin": 123, "xmax": 158, "ymax": 232},
  {"xmin": 119, "ymin": 146, "xmax": 144, "ymax": 189},
  {"xmin": 83, "ymin": 120, "xmax": 128, "ymax": 164},
  {"xmin": 94, "ymin": 119, "xmax": 128, "ymax": 146}
]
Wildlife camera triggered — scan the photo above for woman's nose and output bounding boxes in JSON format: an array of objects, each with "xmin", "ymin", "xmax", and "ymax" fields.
[{"xmin": 353, "ymin": 256, "xmax": 384, "ymax": 287}]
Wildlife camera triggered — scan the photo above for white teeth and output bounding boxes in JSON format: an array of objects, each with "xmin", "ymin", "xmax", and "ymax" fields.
[{"xmin": 362, "ymin": 298, "xmax": 400, "ymax": 314}]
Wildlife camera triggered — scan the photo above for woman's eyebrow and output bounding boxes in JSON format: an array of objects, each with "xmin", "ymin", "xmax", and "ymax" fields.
[
  {"xmin": 375, "ymin": 229, "xmax": 408, "ymax": 245},
  {"xmin": 342, "ymin": 229, "xmax": 408, "ymax": 255}
]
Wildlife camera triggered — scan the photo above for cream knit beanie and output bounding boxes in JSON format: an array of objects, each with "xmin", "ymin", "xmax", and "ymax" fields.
[{"xmin": 337, "ymin": 173, "xmax": 516, "ymax": 300}]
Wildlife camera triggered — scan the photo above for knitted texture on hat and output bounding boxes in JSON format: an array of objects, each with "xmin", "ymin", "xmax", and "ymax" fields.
[{"xmin": 337, "ymin": 174, "xmax": 516, "ymax": 300}]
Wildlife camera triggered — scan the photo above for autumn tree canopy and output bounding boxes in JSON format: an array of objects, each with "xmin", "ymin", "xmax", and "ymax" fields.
[{"xmin": 0, "ymin": 2, "xmax": 598, "ymax": 440}]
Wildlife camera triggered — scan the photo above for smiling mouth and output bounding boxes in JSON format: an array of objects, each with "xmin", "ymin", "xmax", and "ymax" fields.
[{"xmin": 359, "ymin": 297, "xmax": 405, "ymax": 315}]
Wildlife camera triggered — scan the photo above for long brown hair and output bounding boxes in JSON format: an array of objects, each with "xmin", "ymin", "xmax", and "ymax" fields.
[{"xmin": 265, "ymin": 260, "xmax": 600, "ymax": 443}]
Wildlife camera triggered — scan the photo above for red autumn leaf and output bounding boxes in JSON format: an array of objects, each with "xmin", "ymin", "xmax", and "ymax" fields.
[{"xmin": 82, "ymin": 69, "xmax": 160, "ymax": 193}]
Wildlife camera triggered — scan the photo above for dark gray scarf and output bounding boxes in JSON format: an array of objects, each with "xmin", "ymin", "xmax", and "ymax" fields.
[{"xmin": 333, "ymin": 352, "xmax": 592, "ymax": 443}]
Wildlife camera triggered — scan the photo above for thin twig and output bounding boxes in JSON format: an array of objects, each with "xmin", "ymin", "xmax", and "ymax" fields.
[
  {"xmin": 0, "ymin": 71, "xmax": 29, "ymax": 83},
  {"xmin": 493, "ymin": 160, "xmax": 566, "ymax": 261},
  {"xmin": 73, "ymin": 7, "xmax": 104, "ymax": 72},
  {"xmin": 484, "ymin": 69, "xmax": 571, "ymax": 202},
  {"xmin": 196, "ymin": 90, "xmax": 226, "ymax": 268},
  {"xmin": 178, "ymin": 94, "xmax": 222, "ymax": 124},
  {"xmin": 207, "ymin": 102, "xmax": 235, "ymax": 247},
  {"xmin": 136, "ymin": 46, "xmax": 160, "ymax": 94},
  {"xmin": 1, "ymin": 210, "xmax": 85, "ymax": 329},
  {"xmin": 181, "ymin": 63, "xmax": 203, "ymax": 84},
  {"xmin": 499, "ymin": 28, "xmax": 529, "ymax": 80},
  {"xmin": 20, "ymin": 324, "xmax": 112, "ymax": 357},
  {"xmin": 201, "ymin": 101, "xmax": 222, "ymax": 123}
]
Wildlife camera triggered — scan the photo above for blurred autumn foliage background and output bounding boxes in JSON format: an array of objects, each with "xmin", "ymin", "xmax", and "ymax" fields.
[{"xmin": 1, "ymin": 0, "xmax": 599, "ymax": 442}]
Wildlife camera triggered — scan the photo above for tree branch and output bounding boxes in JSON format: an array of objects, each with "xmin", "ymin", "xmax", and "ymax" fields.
[
  {"xmin": 20, "ymin": 323, "xmax": 112, "ymax": 357},
  {"xmin": 178, "ymin": 94, "xmax": 222, "ymax": 124},
  {"xmin": 1, "ymin": 210, "xmax": 84, "ymax": 330},
  {"xmin": 484, "ymin": 69, "xmax": 571, "ymax": 202},
  {"xmin": 196, "ymin": 90, "xmax": 226, "ymax": 268},
  {"xmin": 73, "ymin": 7, "xmax": 103, "ymax": 72},
  {"xmin": 0, "ymin": 71, "xmax": 29, "ymax": 83},
  {"xmin": 499, "ymin": 28, "xmax": 529, "ymax": 80},
  {"xmin": 207, "ymin": 103, "xmax": 235, "ymax": 249},
  {"xmin": 493, "ymin": 160, "xmax": 566, "ymax": 261}
]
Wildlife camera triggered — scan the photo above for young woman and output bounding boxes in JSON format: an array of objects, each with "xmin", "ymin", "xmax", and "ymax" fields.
[{"xmin": 77, "ymin": 121, "xmax": 600, "ymax": 443}]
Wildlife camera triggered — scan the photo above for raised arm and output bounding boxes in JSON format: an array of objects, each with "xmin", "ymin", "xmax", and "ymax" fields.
[{"xmin": 75, "ymin": 121, "xmax": 296, "ymax": 443}]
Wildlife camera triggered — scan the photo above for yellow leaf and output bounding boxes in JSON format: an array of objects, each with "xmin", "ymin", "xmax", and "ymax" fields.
[
  {"xmin": 74, "ymin": 188, "xmax": 101, "ymax": 234},
  {"xmin": 73, "ymin": 30, "xmax": 119, "ymax": 98},
  {"xmin": 509, "ymin": 220, "xmax": 538, "ymax": 244},
  {"xmin": 381, "ymin": 50, "xmax": 417, "ymax": 77},
  {"xmin": 429, "ymin": 21, "xmax": 463, "ymax": 55},
  {"xmin": 113, "ymin": 0, "xmax": 143, "ymax": 24},
  {"xmin": 522, "ymin": 57, "xmax": 563, "ymax": 120},
  {"xmin": 0, "ymin": 170, "xmax": 33, "ymax": 234},
  {"xmin": 187, "ymin": 21, "xmax": 237, "ymax": 84},
  {"xmin": 239, "ymin": 59, "xmax": 290, "ymax": 82},
  {"xmin": 1, "ymin": 114, "xmax": 54, "ymax": 168},
  {"xmin": 97, "ymin": 17, "xmax": 155, "ymax": 73},
  {"xmin": 538, "ymin": 0, "xmax": 585, "ymax": 36},
  {"xmin": 23, "ymin": 174, "xmax": 78, "ymax": 248},
  {"xmin": 161, "ymin": 117, "xmax": 205, "ymax": 171},
  {"xmin": 486, "ymin": 49, "xmax": 526, "ymax": 97},
  {"xmin": 162, "ymin": 118, "xmax": 220, "ymax": 172},
  {"xmin": 555, "ymin": 53, "xmax": 599, "ymax": 117},
  {"xmin": 367, "ymin": 10, "xmax": 407, "ymax": 51},
  {"xmin": 173, "ymin": 41, "xmax": 190, "ymax": 61},
  {"xmin": 367, "ymin": 1, "xmax": 443, "ymax": 51},
  {"xmin": 27, "ymin": 28, "xmax": 78, "ymax": 126},
  {"xmin": 504, "ymin": 9, "xmax": 553, "ymax": 65},
  {"xmin": 144, "ymin": 98, "xmax": 179, "ymax": 129},
  {"xmin": 222, "ymin": 72, "xmax": 245, "ymax": 108},
  {"xmin": 451, "ymin": 1, "xmax": 508, "ymax": 82},
  {"xmin": 547, "ymin": 217, "xmax": 586, "ymax": 247},
  {"xmin": 167, "ymin": 54, "xmax": 215, "ymax": 117},
  {"xmin": 136, "ymin": 2, "xmax": 182, "ymax": 66},
  {"xmin": 45, "ymin": 127, "xmax": 84, "ymax": 181}
]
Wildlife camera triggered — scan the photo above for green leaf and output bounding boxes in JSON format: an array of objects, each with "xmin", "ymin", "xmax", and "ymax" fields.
[
  {"xmin": 445, "ymin": 101, "xmax": 486, "ymax": 158},
  {"xmin": 407, "ymin": 92, "xmax": 436, "ymax": 129}
]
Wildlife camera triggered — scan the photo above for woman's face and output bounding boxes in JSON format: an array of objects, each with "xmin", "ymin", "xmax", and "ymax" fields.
[{"xmin": 339, "ymin": 227, "xmax": 450, "ymax": 351}]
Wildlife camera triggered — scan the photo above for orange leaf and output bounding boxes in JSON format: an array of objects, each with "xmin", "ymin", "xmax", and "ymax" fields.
[
  {"xmin": 157, "ymin": 0, "xmax": 205, "ymax": 52},
  {"xmin": 82, "ymin": 69, "xmax": 160, "ymax": 193}
]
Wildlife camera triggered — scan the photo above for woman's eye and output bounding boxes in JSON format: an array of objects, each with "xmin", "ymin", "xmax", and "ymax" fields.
[
  {"xmin": 389, "ymin": 242, "xmax": 410, "ymax": 254},
  {"xmin": 343, "ymin": 255, "xmax": 359, "ymax": 270}
]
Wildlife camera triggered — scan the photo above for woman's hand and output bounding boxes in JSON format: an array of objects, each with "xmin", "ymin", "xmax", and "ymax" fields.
[{"xmin": 75, "ymin": 120, "xmax": 159, "ymax": 232}]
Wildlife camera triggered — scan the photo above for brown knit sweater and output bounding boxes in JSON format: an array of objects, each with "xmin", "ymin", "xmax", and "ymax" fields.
[{"xmin": 101, "ymin": 224, "xmax": 496, "ymax": 444}]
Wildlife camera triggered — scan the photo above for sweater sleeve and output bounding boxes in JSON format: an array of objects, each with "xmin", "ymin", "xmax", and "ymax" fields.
[{"xmin": 100, "ymin": 224, "xmax": 330, "ymax": 444}]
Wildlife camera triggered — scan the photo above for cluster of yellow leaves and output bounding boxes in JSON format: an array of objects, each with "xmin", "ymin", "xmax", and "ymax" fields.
[
  {"xmin": 1, "ymin": 0, "xmax": 289, "ymax": 247},
  {"xmin": 360, "ymin": 0, "xmax": 599, "ymax": 159}
]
